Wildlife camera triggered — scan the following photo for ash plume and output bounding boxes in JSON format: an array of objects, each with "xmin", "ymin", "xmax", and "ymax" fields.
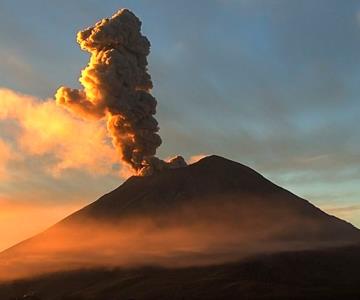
[{"xmin": 55, "ymin": 9, "xmax": 186, "ymax": 175}]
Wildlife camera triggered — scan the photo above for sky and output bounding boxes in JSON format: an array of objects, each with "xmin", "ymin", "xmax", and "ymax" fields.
[{"xmin": 0, "ymin": 0, "xmax": 360, "ymax": 250}]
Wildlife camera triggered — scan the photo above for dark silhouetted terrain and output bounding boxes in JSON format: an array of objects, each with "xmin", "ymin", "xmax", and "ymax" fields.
[{"xmin": 1, "ymin": 244, "xmax": 360, "ymax": 300}]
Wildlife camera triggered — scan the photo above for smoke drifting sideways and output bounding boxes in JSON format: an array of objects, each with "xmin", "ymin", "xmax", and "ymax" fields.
[
  {"xmin": 55, "ymin": 9, "xmax": 186, "ymax": 176},
  {"xmin": 0, "ymin": 198, "xmax": 351, "ymax": 282}
]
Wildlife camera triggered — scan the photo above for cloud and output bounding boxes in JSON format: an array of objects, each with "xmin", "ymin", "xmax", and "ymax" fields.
[
  {"xmin": 0, "ymin": 139, "xmax": 15, "ymax": 180},
  {"xmin": 0, "ymin": 88, "xmax": 118, "ymax": 177},
  {"xmin": 55, "ymin": 9, "xmax": 187, "ymax": 176},
  {"xmin": 1, "ymin": 197, "xmax": 351, "ymax": 281},
  {"xmin": 327, "ymin": 205, "xmax": 360, "ymax": 214},
  {"xmin": 356, "ymin": 10, "xmax": 360, "ymax": 25},
  {"xmin": 188, "ymin": 154, "xmax": 208, "ymax": 164},
  {"xmin": 0, "ymin": 88, "xmax": 129, "ymax": 250},
  {"xmin": 0, "ymin": 0, "xmax": 359, "ymax": 254},
  {"xmin": 321, "ymin": 204, "xmax": 360, "ymax": 228},
  {"xmin": 0, "ymin": 48, "xmax": 53, "ymax": 96},
  {"xmin": 0, "ymin": 198, "xmax": 83, "ymax": 252}
]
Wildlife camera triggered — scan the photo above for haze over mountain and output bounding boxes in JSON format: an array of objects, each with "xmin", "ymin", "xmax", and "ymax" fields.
[
  {"xmin": 1, "ymin": 155, "xmax": 359, "ymax": 285},
  {"xmin": 69, "ymin": 154, "xmax": 359, "ymax": 240}
]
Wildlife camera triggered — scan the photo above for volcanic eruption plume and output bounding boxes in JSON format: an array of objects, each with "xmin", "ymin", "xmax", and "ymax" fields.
[{"xmin": 55, "ymin": 9, "xmax": 186, "ymax": 175}]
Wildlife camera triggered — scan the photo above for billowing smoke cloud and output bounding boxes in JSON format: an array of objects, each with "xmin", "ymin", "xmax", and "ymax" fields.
[{"xmin": 55, "ymin": 9, "xmax": 186, "ymax": 175}]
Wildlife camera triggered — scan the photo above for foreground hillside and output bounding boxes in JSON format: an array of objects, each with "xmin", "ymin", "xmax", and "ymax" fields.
[{"xmin": 1, "ymin": 244, "xmax": 360, "ymax": 300}]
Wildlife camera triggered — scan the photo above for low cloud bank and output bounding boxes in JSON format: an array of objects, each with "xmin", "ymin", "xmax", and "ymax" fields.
[
  {"xmin": 0, "ymin": 198, "xmax": 353, "ymax": 281},
  {"xmin": 0, "ymin": 88, "xmax": 117, "ymax": 176}
]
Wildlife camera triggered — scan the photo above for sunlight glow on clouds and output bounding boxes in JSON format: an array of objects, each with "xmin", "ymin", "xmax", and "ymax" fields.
[
  {"xmin": 321, "ymin": 204, "xmax": 360, "ymax": 229},
  {"xmin": 0, "ymin": 139, "xmax": 15, "ymax": 180},
  {"xmin": 0, "ymin": 0, "xmax": 360, "ymax": 251},
  {"xmin": 188, "ymin": 154, "xmax": 209, "ymax": 164},
  {"xmin": 0, "ymin": 198, "xmax": 84, "ymax": 251},
  {"xmin": 0, "ymin": 88, "xmax": 118, "ymax": 177}
]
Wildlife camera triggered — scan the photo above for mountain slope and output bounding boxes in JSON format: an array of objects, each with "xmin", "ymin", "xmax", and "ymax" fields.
[
  {"xmin": 64, "ymin": 155, "xmax": 359, "ymax": 240},
  {"xmin": 1, "ymin": 155, "xmax": 359, "ymax": 282}
]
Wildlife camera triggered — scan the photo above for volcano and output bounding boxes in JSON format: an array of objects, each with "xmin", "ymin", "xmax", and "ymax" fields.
[
  {"xmin": 1, "ymin": 155, "xmax": 360, "ymax": 299},
  {"xmin": 78, "ymin": 155, "xmax": 356, "ymax": 228}
]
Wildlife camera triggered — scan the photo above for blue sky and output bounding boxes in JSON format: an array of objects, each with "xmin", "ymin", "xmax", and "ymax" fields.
[{"xmin": 0, "ymin": 0, "xmax": 360, "ymax": 248}]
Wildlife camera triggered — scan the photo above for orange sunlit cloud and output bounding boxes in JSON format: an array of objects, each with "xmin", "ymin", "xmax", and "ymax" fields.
[
  {"xmin": 0, "ymin": 198, "xmax": 84, "ymax": 252},
  {"xmin": 0, "ymin": 88, "xmax": 118, "ymax": 176},
  {"xmin": 0, "ymin": 88, "xmax": 130, "ymax": 251},
  {"xmin": 188, "ymin": 154, "xmax": 208, "ymax": 164},
  {"xmin": 321, "ymin": 204, "xmax": 360, "ymax": 228},
  {"xmin": 0, "ymin": 139, "xmax": 15, "ymax": 180}
]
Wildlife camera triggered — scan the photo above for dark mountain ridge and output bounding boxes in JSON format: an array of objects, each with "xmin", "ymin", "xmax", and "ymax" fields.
[{"xmin": 63, "ymin": 155, "xmax": 359, "ymax": 241}]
